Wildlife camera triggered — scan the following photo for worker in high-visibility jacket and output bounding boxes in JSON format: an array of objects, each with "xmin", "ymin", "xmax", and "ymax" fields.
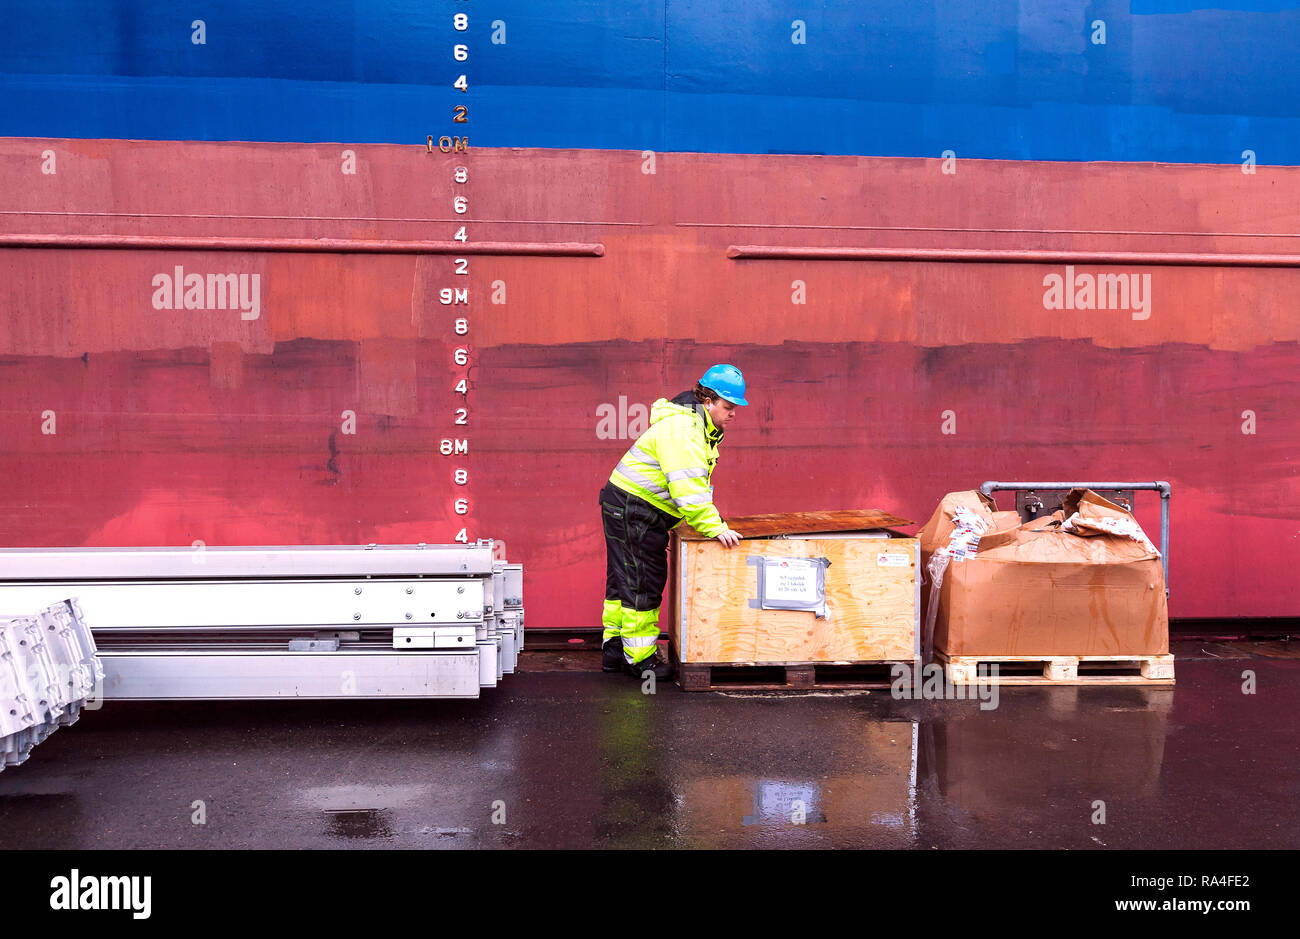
[{"xmin": 599, "ymin": 364, "xmax": 748, "ymax": 679}]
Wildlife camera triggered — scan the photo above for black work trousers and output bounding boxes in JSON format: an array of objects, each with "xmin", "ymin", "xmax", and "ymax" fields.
[{"xmin": 599, "ymin": 480, "xmax": 678, "ymax": 662}]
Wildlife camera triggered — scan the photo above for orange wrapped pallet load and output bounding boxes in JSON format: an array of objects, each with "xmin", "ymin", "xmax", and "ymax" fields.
[{"xmin": 919, "ymin": 489, "xmax": 1169, "ymax": 661}]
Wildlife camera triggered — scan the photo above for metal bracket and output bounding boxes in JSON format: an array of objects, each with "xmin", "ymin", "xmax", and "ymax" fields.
[
  {"xmin": 1016, "ymin": 488, "xmax": 1135, "ymax": 521},
  {"xmin": 288, "ymin": 639, "xmax": 339, "ymax": 652}
]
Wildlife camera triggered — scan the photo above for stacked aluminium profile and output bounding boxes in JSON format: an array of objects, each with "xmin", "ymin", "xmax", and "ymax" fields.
[
  {"xmin": 0, "ymin": 541, "xmax": 525, "ymax": 705},
  {"xmin": 0, "ymin": 599, "xmax": 103, "ymax": 772},
  {"xmin": 491, "ymin": 561, "xmax": 525, "ymax": 673}
]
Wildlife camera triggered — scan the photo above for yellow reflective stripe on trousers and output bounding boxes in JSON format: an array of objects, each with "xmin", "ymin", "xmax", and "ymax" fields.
[
  {"xmin": 601, "ymin": 599, "xmax": 622, "ymax": 641},
  {"xmin": 619, "ymin": 606, "xmax": 661, "ymax": 665}
]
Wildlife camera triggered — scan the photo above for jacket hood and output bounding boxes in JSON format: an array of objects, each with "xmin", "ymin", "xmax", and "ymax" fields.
[{"xmin": 652, "ymin": 390, "xmax": 723, "ymax": 443}]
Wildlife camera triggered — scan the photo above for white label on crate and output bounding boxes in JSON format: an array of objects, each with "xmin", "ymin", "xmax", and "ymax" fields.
[
  {"xmin": 762, "ymin": 559, "xmax": 821, "ymax": 605},
  {"xmin": 877, "ymin": 553, "xmax": 910, "ymax": 567}
]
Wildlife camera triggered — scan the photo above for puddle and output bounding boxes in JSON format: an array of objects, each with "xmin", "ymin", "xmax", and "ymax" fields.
[
  {"xmin": 323, "ymin": 807, "xmax": 394, "ymax": 839},
  {"xmin": 299, "ymin": 784, "xmax": 429, "ymax": 811}
]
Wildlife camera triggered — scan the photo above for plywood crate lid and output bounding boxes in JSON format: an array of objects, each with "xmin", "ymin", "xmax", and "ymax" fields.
[{"xmin": 676, "ymin": 509, "xmax": 915, "ymax": 540}]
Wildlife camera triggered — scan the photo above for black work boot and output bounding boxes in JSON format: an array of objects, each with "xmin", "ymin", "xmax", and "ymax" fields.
[
  {"xmin": 601, "ymin": 638, "xmax": 625, "ymax": 673},
  {"xmin": 625, "ymin": 649, "xmax": 673, "ymax": 681}
]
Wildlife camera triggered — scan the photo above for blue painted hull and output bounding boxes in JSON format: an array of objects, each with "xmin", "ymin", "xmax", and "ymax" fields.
[{"xmin": 2, "ymin": 1, "xmax": 1298, "ymax": 162}]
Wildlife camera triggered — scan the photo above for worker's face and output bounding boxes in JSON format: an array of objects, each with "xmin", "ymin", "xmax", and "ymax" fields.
[{"xmin": 705, "ymin": 396, "xmax": 737, "ymax": 429}]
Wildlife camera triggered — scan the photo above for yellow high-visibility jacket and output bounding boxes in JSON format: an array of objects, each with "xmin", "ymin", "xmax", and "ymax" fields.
[{"xmin": 608, "ymin": 390, "xmax": 728, "ymax": 537}]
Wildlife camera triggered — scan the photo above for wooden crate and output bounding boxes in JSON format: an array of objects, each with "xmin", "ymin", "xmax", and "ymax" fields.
[{"xmin": 666, "ymin": 511, "xmax": 920, "ymax": 672}]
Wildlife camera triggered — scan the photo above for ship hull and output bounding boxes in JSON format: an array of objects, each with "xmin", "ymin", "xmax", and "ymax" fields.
[{"xmin": 1, "ymin": 140, "xmax": 1296, "ymax": 624}]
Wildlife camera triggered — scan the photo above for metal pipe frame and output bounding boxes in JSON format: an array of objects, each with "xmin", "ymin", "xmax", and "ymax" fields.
[
  {"xmin": 728, "ymin": 246, "xmax": 1300, "ymax": 268},
  {"xmin": 979, "ymin": 481, "xmax": 1171, "ymax": 593},
  {"xmin": 0, "ymin": 233, "xmax": 606, "ymax": 257}
]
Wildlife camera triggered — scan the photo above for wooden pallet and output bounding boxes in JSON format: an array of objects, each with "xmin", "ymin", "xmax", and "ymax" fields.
[
  {"xmin": 672, "ymin": 650, "xmax": 914, "ymax": 692},
  {"xmin": 937, "ymin": 651, "xmax": 1175, "ymax": 686}
]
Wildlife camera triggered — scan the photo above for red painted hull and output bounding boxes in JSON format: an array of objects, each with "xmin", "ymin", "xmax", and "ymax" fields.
[{"xmin": 1, "ymin": 140, "xmax": 1297, "ymax": 624}]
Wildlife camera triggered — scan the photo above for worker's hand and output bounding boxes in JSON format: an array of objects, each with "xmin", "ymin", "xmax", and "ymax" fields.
[{"xmin": 716, "ymin": 528, "xmax": 743, "ymax": 549}]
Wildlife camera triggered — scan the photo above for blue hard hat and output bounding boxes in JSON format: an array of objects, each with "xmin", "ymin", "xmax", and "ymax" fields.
[{"xmin": 699, "ymin": 364, "xmax": 748, "ymax": 406}]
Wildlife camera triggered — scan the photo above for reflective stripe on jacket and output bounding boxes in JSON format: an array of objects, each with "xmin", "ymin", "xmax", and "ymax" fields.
[{"xmin": 608, "ymin": 390, "xmax": 727, "ymax": 537}]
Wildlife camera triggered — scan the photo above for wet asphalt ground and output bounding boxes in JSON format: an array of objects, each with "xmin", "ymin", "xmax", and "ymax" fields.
[{"xmin": 0, "ymin": 640, "xmax": 1295, "ymax": 849}]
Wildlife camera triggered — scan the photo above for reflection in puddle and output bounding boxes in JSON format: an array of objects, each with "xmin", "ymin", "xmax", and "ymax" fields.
[
  {"xmin": 323, "ymin": 807, "xmax": 394, "ymax": 839},
  {"xmin": 741, "ymin": 780, "xmax": 827, "ymax": 826},
  {"xmin": 676, "ymin": 721, "xmax": 919, "ymax": 847},
  {"xmin": 926, "ymin": 686, "xmax": 1173, "ymax": 826},
  {"xmin": 299, "ymin": 784, "xmax": 431, "ymax": 811}
]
